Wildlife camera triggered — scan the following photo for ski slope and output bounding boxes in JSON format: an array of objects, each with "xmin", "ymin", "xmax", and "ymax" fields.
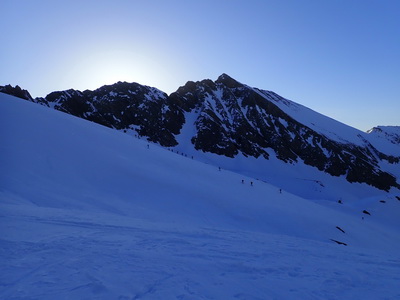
[{"xmin": 1, "ymin": 93, "xmax": 400, "ymax": 299}]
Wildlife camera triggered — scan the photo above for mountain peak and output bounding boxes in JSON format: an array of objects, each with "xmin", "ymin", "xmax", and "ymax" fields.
[
  {"xmin": 3, "ymin": 75, "xmax": 399, "ymax": 193},
  {"xmin": 217, "ymin": 73, "xmax": 233, "ymax": 80},
  {"xmin": 216, "ymin": 73, "xmax": 243, "ymax": 88}
]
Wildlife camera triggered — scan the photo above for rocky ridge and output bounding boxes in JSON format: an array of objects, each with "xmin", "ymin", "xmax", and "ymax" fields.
[{"xmin": 1, "ymin": 74, "xmax": 399, "ymax": 191}]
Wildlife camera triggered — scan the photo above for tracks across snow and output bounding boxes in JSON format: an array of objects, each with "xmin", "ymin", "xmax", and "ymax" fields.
[{"xmin": 1, "ymin": 208, "xmax": 400, "ymax": 300}]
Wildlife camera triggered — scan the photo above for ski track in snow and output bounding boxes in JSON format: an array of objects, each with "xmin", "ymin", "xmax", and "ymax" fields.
[{"xmin": 1, "ymin": 208, "xmax": 400, "ymax": 300}]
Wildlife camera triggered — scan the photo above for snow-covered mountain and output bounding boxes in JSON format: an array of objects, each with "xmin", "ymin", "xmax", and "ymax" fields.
[
  {"xmin": 367, "ymin": 126, "xmax": 400, "ymax": 145},
  {"xmin": 1, "ymin": 92, "xmax": 400, "ymax": 299},
  {"xmin": 2, "ymin": 74, "xmax": 399, "ymax": 198}
]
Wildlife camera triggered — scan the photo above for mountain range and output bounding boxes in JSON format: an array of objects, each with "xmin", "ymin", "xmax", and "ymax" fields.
[
  {"xmin": 1, "ymin": 74, "xmax": 399, "ymax": 198},
  {"xmin": 1, "ymin": 79, "xmax": 400, "ymax": 299},
  {"xmin": 1, "ymin": 91, "xmax": 400, "ymax": 299}
]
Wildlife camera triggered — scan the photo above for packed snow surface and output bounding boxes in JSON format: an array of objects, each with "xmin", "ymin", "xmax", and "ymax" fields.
[{"xmin": 1, "ymin": 93, "xmax": 400, "ymax": 299}]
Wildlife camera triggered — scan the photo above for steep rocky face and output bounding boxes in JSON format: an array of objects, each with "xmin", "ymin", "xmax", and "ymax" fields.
[
  {"xmin": 170, "ymin": 74, "xmax": 399, "ymax": 191},
  {"xmin": 1, "ymin": 75, "xmax": 399, "ymax": 191},
  {"xmin": 0, "ymin": 84, "xmax": 32, "ymax": 101},
  {"xmin": 35, "ymin": 82, "xmax": 185, "ymax": 147}
]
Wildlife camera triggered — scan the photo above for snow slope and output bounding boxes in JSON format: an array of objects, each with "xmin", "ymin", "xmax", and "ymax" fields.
[
  {"xmin": 1, "ymin": 93, "xmax": 400, "ymax": 299},
  {"xmin": 254, "ymin": 88, "xmax": 400, "ymax": 157},
  {"xmin": 367, "ymin": 126, "xmax": 400, "ymax": 146}
]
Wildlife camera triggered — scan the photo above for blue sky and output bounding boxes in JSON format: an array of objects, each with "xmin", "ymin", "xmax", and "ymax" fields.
[{"xmin": 1, "ymin": 0, "xmax": 399, "ymax": 131}]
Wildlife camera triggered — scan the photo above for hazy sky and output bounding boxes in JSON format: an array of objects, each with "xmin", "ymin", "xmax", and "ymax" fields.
[{"xmin": 1, "ymin": 0, "xmax": 399, "ymax": 131}]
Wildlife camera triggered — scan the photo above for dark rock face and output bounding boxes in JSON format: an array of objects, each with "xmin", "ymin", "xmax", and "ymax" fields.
[
  {"xmin": 35, "ymin": 82, "xmax": 182, "ymax": 147},
  {"xmin": 0, "ymin": 84, "xmax": 33, "ymax": 100},
  {"xmin": 168, "ymin": 74, "xmax": 399, "ymax": 191},
  {"xmin": 2, "ymin": 74, "xmax": 399, "ymax": 191}
]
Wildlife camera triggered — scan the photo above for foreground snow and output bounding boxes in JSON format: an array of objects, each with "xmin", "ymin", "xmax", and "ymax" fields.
[
  {"xmin": 1, "ymin": 93, "xmax": 400, "ymax": 299},
  {"xmin": 2, "ymin": 204, "xmax": 400, "ymax": 300}
]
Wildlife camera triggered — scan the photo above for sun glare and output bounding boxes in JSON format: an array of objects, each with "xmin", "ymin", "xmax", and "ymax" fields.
[{"xmin": 64, "ymin": 49, "xmax": 167, "ymax": 91}]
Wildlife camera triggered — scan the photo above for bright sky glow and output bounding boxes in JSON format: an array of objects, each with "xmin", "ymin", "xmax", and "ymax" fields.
[{"xmin": 1, "ymin": 0, "xmax": 399, "ymax": 131}]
